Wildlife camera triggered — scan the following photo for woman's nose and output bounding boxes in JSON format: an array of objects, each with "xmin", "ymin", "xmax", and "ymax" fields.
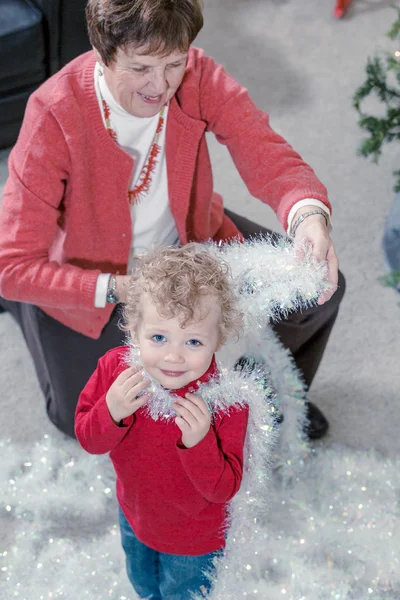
[{"xmin": 147, "ymin": 69, "xmax": 167, "ymax": 94}]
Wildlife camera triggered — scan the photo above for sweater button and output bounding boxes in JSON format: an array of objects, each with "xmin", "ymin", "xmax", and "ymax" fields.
[{"xmin": 122, "ymin": 233, "xmax": 126, "ymax": 237}]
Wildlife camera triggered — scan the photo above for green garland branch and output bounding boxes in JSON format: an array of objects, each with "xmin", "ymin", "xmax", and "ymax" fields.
[{"xmin": 353, "ymin": 5, "xmax": 400, "ymax": 192}]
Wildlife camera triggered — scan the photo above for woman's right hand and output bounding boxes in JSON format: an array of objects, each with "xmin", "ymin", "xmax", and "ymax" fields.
[{"xmin": 106, "ymin": 366, "xmax": 151, "ymax": 423}]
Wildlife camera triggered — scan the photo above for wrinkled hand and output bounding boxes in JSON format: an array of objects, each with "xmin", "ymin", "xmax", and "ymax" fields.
[
  {"xmin": 106, "ymin": 366, "xmax": 151, "ymax": 423},
  {"xmin": 293, "ymin": 207, "xmax": 339, "ymax": 305},
  {"xmin": 173, "ymin": 393, "xmax": 211, "ymax": 448}
]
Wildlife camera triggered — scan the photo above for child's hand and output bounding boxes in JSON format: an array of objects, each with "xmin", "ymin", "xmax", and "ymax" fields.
[
  {"xmin": 106, "ymin": 367, "xmax": 151, "ymax": 424},
  {"xmin": 173, "ymin": 393, "xmax": 211, "ymax": 448}
]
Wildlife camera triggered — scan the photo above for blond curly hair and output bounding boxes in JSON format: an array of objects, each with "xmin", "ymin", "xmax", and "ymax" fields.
[{"xmin": 122, "ymin": 243, "xmax": 243, "ymax": 344}]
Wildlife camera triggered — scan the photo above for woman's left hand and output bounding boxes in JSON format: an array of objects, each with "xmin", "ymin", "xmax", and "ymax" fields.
[
  {"xmin": 292, "ymin": 206, "xmax": 339, "ymax": 305},
  {"xmin": 173, "ymin": 393, "xmax": 211, "ymax": 448}
]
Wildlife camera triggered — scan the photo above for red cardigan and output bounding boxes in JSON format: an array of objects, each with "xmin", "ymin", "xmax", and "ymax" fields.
[
  {"xmin": 0, "ymin": 47, "xmax": 330, "ymax": 338},
  {"xmin": 75, "ymin": 347, "xmax": 249, "ymax": 555}
]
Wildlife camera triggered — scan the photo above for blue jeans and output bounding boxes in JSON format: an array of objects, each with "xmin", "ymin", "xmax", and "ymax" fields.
[{"xmin": 119, "ymin": 508, "xmax": 223, "ymax": 600}]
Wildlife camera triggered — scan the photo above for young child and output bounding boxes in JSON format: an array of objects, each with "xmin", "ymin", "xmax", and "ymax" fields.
[{"xmin": 75, "ymin": 244, "xmax": 248, "ymax": 600}]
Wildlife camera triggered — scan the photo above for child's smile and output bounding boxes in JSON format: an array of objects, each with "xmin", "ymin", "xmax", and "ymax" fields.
[{"xmin": 160, "ymin": 369, "xmax": 186, "ymax": 377}]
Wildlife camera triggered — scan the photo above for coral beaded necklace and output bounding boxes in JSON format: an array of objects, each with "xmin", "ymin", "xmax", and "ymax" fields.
[{"xmin": 100, "ymin": 95, "xmax": 166, "ymax": 205}]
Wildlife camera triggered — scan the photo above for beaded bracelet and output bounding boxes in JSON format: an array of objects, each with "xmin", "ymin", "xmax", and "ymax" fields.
[{"xmin": 290, "ymin": 209, "xmax": 329, "ymax": 238}]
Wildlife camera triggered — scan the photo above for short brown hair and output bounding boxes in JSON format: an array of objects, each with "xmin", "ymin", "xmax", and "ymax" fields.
[
  {"xmin": 122, "ymin": 244, "xmax": 243, "ymax": 345},
  {"xmin": 86, "ymin": 0, "xmax": 204, "ymax": 64}
]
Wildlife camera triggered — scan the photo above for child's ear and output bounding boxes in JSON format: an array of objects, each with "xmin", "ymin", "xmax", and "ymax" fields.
[
  {"xmin": 130, "ymin": 327, "xmax": 139, "ymax": 345},
  {"xmin": 216, "ymin": 334, "xmax": 225, "ymax": 352}
]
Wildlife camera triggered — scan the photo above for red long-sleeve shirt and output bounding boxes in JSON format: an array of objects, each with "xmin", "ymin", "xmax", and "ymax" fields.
[{"xmin": 75, "ymin": 347, "xmax": 249, "ymax": 555}]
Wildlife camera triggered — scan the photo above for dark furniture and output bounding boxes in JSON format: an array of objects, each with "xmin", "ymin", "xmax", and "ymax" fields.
[{"xmin": 0, "ymin": 0, "xmax": 91, "ymax": 149}]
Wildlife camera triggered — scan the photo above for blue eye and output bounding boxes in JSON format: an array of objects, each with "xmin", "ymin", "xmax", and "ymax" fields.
[
  {"xmin": 152, "ymin": 334, "xmax": 166, "ymax": 343},
  {"xmin": 187, "ymin": 339, "xmax": 201, "ymax": 346}
]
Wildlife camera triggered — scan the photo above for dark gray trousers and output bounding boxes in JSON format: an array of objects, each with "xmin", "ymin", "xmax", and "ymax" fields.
[{"xmin": 0, "ymin": 210, "xmax": 345, "ymax": 438}]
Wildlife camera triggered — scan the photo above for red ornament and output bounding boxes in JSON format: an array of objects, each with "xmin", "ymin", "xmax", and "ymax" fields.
[{"xmin": 333, "ymin": 0, "xmax": 352, "ymax": 18}]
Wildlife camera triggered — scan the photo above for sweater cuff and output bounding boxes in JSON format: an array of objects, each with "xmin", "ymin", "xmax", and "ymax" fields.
[
  {"xmin": 86, "ymin": 395, "xmax": 134, "ymax": 448},
  {"xmin": 80, "ymin": 269, "xmax": 103, "ymax": 309},
  {"xmin": 104, "ymin": 401, "xmax": 135, "ymax": 431}
]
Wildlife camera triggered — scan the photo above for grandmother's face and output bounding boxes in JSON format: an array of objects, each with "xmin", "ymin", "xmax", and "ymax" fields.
[{"xmin": 99, "ymin": 46, "xmax": 188, "ymax": 117}]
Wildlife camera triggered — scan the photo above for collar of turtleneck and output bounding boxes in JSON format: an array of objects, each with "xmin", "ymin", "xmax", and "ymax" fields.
[{"xmin": 167, "ymin": 354, "xmax": 218, "ymax": 398}]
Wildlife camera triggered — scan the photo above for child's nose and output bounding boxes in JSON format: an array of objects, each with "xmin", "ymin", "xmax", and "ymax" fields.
[{"xmin": 164, "ymin": 351, "xmax": 185, "ymax": 364}]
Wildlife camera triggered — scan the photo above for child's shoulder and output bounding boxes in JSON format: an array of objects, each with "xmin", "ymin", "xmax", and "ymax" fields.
[{"xmin": 98, "ymin": 345, "xmax": 130, "ymax": 373}]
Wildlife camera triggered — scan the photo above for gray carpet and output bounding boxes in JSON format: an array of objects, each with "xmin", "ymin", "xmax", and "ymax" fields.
[{"xmin": 1, "ymin": 1, "xmax": 400, "ymax": 598}]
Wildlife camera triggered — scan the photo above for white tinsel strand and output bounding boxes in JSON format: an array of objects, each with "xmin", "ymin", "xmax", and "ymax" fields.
[
  {"xmin": 241, "ymin": 327, "xmax": 310, "ymax": 476},
  {"xmin": 207, "ymin": 236, "xmax": 330, "ymax": 331},
  {"xmin": 209, "ymin": 236, "xmax": 327, "ymax": 477},
  {"xmin": 217, "ymin": 325, "xmax": 309, "ymax": 479}
]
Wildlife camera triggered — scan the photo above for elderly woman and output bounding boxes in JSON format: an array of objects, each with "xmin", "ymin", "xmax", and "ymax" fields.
[{"xmin": 0, "ymin": 0, "xmax": 344, "ymax": 440}]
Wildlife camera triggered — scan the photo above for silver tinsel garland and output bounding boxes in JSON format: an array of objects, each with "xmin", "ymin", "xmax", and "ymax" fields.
[
  {"xmin": 122, "ymin": 237, "xmax": 328, "ymax": 599},
  {"xmin": 209, "ymin": 236, "xmax": 330, "ymax": 329},
  {"xmin": 212, "ymin": 236, "xmax": 324, "ymax": 473}
]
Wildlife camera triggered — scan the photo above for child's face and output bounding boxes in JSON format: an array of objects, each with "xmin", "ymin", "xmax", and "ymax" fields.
[{"xmin": 134, "ymin": 295, "xmax": 221, "ymax": 389}]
